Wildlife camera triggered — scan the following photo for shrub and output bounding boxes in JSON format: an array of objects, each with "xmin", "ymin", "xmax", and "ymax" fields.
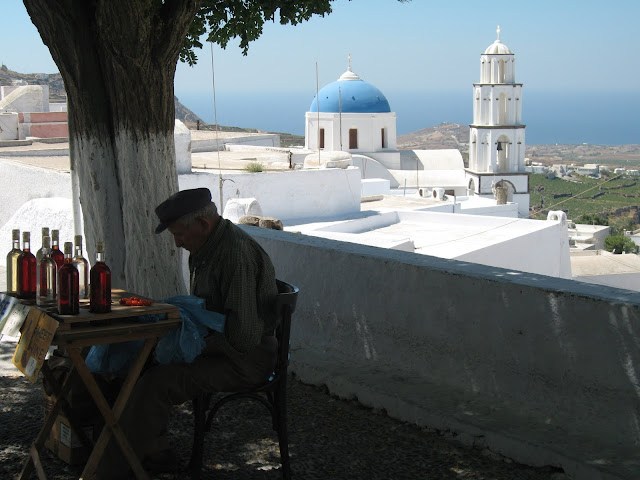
[
  {"xmin": 244, "ymin": 161, "xmax": 264, "ymax": 173},
  {"xmin": 604, "ymin": 234, "xmax": 638, "ymax": 254}
]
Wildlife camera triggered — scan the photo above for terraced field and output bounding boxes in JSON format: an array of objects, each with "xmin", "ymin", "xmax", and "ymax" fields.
[{"xmin": 529, "ymin": 173, "xmax": 640, "ymax": 230}]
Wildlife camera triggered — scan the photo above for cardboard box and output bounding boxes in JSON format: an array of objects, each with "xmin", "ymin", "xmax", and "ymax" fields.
[{"xmin": 44, "ymin": 413, "xmax": 100, "ymax": 465}]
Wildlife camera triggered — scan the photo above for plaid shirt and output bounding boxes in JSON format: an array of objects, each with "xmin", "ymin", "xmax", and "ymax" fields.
[{"xmin": 189, "ymin": 218, "xmax": 278, "ymax": 359}]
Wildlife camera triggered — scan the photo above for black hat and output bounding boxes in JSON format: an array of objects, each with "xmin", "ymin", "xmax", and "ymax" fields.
[{"xmin": 154, "ymin": 188, "xmax": 212, "ymax": 233}]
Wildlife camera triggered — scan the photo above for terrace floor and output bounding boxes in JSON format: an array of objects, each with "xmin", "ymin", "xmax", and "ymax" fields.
[{"xmin": 0, "ymin": 342, "xmax": 566, "ymax": 480}]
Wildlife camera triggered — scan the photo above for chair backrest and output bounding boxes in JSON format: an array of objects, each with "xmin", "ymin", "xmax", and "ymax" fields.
[{"xmin": 273, "ymin": 280, "xmax": 299, "ymax": 379}]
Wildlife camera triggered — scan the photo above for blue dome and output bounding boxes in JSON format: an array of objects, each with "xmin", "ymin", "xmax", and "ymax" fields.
[{"xmin": 309, "ymin": 70, "xmax": 391, "ymax": 114}]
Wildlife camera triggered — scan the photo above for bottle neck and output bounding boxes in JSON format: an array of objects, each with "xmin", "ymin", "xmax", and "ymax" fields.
[
  {"xmin": 64, "ymin": 251, "xmax": 73, "ymax": 262},
  {"xmin": 74, "ymin": 245, "xmax": 83, "ymax": 257},
  {"xmin": 42, "ymin": 247, "xmax": 51, "ymax": 256},
  {"xmin": 24, "ymin": 241, "xmax": 31, "ymax": 252},
  {"xmin": 96, "ymin": 252, "xmax": 105, "ymax": 263},
  {"xmin": 12, "ymin": 239, "xmax": 20, "ymax": 249}
]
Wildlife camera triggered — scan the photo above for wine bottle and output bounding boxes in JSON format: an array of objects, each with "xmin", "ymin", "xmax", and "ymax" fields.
[
  {"xmin": 36, "ymin": 227, "xmax": 50, "ymax": 262},
  {"xmin": 16, "ymin": 232, "xmax": 37, "ymax": 299},
  {"xmin": 57, "ymin": 242, "xmax": 79, "ymax": 315},
  {"xmin": 50, "ymin": 229, "xmax": 64, "ymax": 270},
  {"xmin": 37, "ymin": 236, "xmax": 57, "ymax": 306},
  {"xmin": 90, "ymin": 241, "xmax": 111, "ymax": 313},
  {"xmin": 6, "ymin": 229, "xmax": 21, "ymax": 294},
  {"xmin": 72, "ymin": 234, "xmax": 89, "ymax": 299}
]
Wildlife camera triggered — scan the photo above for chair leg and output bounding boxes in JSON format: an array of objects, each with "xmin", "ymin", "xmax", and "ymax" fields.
[
  {"xmin": 276, "ymin": 384, "xmax": 291, "ymax": 480},
  {"xmin": 189, "ymin": 394, "xmax": 208, "ymax": 480}
]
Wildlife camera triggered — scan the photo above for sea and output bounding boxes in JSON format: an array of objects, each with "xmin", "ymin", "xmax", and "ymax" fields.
[{"xmin": 175, "ymin": 88, "xmax": 640, "ymax": 146}]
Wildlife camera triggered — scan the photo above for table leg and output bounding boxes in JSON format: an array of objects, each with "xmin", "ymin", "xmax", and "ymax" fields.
[
  {"xmin": 18, "ymin": 362, "xmax": 77, "ymax": 480},
  {"xmin": 68, "ymin": 338, "xmax": 156, "ymax": 480}
]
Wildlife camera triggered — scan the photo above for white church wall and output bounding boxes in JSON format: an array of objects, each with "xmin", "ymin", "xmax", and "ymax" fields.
[{"xmin": 305, "ymin": 112, "xmax": 397, "ymax": 155}]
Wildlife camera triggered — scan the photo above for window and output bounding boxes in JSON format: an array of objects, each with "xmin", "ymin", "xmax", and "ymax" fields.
[
  {"xmin": 381, "ymin": 128, "xmax": 386, "ymax": 149},
  {"xmin": 349, "ymin": 128, "xmax": 358, "ymax": 149},
  {"xmin": 319, "ymin": 128, "xmax": 325, "ymax": 149}
]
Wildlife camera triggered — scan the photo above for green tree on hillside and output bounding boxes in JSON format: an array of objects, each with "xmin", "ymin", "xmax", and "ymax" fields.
[
  {"xmin": 604, "ymin": 234, "xmax": 638, "ymax": 254},
  {"xmin": 578, "ymin": 213, "xmax": 609, "ymax": 226},
  {"xmin": 22, "ymin": 0, "xmax": 408, "ymax": 298}
]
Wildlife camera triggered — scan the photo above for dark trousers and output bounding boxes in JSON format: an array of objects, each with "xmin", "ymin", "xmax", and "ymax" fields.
[{"xmin": 97, "ymin": 336, "xmax": 277, "ymax": 479}]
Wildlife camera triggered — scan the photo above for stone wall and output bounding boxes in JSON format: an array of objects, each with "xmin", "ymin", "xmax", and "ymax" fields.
[{"xmin": 247, "ymin": 225, "xmax": 640, "ymax": 480}]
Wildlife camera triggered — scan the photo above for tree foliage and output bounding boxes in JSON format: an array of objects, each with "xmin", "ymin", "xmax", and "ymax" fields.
[
  {"xmin": 577, "ymin": 213, "xmax": 608, "ymax": 226},
  {"xmin": 182, "ymin": 0, "xmax": 336, "ymax": 64},
  {"xmin": 182, "ymin": 0, "xmax": 410, "ymax": 64},
  {"xmin": 604, "ymin": 234, "xmax": 638, "ymax": 254}
]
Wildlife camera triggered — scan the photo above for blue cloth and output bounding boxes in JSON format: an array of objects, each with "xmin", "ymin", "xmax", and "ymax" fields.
[{"xmin": 85, "ymin": 295, "xmax": 226, "ymax": 375}]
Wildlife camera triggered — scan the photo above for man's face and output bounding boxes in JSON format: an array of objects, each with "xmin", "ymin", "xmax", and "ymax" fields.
[{"xmin": 167, "ymin": 219, "xmax": 209, "ymax": 254}]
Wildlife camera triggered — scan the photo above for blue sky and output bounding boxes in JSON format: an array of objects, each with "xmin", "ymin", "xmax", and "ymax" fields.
[
  {"xmin": 1, "ymin": 1, "xmax": 639, "ymax": 142},
  {"xmin": 3, "ymin": 0, "xmax": 638, "ymax": 93}
]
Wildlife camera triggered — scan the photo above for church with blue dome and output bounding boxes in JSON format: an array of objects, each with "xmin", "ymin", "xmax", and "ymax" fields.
[{"xmin": 304, "ymin": 57, "xmax": 401, "ymax": 170}]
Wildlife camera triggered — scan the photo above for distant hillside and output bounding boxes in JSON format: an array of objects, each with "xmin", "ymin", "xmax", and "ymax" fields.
[
  {"xmin": 397, "ymin": 121, "xmax": 640, "ymax": 169},
  {"xmin": 0, "ymin": 65, "xmax": 66, "ymax": 101},
  {"xmin": 0, "ymin": 65, "xmax": 207, "ymax": 126},
  {"xmin": 397, "ymin": 122, "xmax": 469, "ymax": 152}
]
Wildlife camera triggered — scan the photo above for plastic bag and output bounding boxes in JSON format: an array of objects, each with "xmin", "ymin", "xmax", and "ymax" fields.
[
  {"xmin": 85, "ymin": 295, "xmax": 226, "ymax": 374},
  {"xmin": 155, "ymin": 295, "xmax": 226, "ymax": 364}
]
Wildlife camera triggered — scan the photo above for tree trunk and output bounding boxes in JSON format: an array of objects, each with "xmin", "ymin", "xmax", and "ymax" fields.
[{"xmin": 23, "ymin": 0, "xmax": 199, "ymax": 298}]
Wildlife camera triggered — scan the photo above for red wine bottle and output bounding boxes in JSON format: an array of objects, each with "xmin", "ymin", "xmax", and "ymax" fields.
[
  {"xmin": 16, "ymin": 232, "xmax": 37, "ymax": 300},
  {"xmin": 50, "ymin": 229, "xmax": 64, "ymax": 270},
  {"xmin": 90, "ymin": 241, "xmax": 111, "ymax": 313},
  {"xmin": 57, "ymin": 242, "xmax": 79, "ymax": 315}
]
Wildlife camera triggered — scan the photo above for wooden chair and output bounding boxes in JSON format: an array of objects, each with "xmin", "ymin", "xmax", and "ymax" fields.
[{"xmin": 189, "ymin": 279, "xmax": 299, "ymax": 480}]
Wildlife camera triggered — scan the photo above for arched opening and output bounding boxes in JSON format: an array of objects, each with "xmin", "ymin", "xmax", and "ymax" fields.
[
  {"xmin": 468, "ymin": 178, "xmax": 476, "ymax": 195},
  {"xmin": 496, "ymin": 179, "xmax": 515, "ymax": 202},
  {"xmin": 496, "ymin": 135, "xmax": 511, "ymax": 173}
]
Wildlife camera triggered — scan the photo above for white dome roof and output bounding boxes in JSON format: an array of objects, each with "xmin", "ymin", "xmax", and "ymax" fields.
[
  {"xmin": 484, "ymin": 26, "xmax": 512, "ymax": 54},
  {"xmin": 484, "ymin": 39, "xmax": 511, "ymax": 55}
]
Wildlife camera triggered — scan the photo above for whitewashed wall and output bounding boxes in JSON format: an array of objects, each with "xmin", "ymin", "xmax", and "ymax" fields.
[
  {"xmin": 179, "ymin": 166, "xmax": 361, "ymax": 223},
  {"xmin": 0, "ymin": 161, "xmax": 72, "ymax": 229},
  {"xmin": 249, "ymin": 226, "xmax": 640, "ymax": 480}
]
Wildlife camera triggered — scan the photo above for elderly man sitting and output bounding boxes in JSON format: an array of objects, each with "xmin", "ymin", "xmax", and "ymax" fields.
[{"xmin": 97, "ymin": 187, "xmax": 278, "ymax": 479}]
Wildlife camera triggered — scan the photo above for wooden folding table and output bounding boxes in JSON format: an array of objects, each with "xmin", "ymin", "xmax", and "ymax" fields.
[{"xmin": 17, "ymin": 290, "xmax": 182, "ymax": 480}]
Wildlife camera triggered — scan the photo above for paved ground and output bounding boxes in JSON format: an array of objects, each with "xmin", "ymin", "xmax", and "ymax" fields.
[{"xmin": 0, "ymin": 342, "xmax": 569, "ymax": 480}]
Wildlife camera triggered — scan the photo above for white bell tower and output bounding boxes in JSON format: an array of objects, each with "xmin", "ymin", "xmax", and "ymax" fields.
[{"xmin": 466, "ymin": 26, "xmax": 529, "ymax": 216}]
